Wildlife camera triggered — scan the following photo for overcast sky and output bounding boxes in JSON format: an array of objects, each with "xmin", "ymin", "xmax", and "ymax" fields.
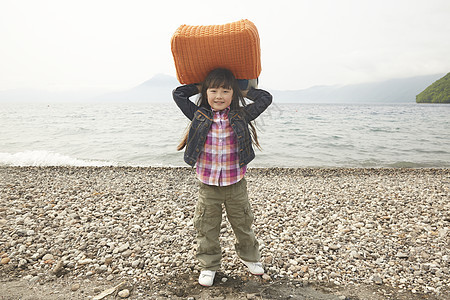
[{"xmin": 1, "ymin": 0, "xmax": 449, "ymax": 92}]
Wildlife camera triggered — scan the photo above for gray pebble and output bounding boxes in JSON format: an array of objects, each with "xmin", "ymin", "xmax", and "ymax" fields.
[{"xmin": 1, "ymin": 166, "xmax": 448, "ymax": 297}]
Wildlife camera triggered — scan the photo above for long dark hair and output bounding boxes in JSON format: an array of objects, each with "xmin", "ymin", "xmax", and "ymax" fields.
[{"xmin": 177, "ymin": 68, "xmax": 260, "ymax": 151}]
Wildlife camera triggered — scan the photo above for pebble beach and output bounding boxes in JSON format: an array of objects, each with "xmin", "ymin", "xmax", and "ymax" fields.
[{"xmin": 1, "ymin": 166, "xmax": 449, "ymax": 299}]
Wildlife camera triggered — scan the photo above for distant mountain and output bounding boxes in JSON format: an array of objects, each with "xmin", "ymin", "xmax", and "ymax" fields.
[
  {"xmin": 97, "ymin": 73, "xmax": 444, "ymax": 103},
  {"xmin": 0, "ymin": 73, "xmax": 445, "ymax": 103},
  {"xmin": 94, "ymin": 74, "xmax": 179, "ymax": 102},
  {"xmin": 416, "ymin": 72, "xmax": 450, "ymax": 103},
  {"xmin": 0, "ymin": 74, "xmax": 180, "ymax": 103},
  {"xmin": 271, "ymin": 73, "xmax": 445, "ymax": 103}
]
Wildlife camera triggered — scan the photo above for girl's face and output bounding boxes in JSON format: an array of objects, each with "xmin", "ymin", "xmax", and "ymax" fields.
[{"xmin": 207, "ymin": 86, "xmax": 233, "ymax": 111}]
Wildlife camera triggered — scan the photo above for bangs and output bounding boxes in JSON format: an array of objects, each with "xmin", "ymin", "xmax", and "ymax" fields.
[
  {"xmin": 208, "ymin": 77, "xmax": 232, "ymax": 90},
  {"xmin": 204, "ymin": 69, "xmax": 235, "ymax": 89}
]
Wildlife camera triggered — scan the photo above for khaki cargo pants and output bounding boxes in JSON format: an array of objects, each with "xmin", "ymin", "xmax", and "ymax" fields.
[{"xmin": 194, "ymin": 178, "xmax": 260, "ymax": 271}]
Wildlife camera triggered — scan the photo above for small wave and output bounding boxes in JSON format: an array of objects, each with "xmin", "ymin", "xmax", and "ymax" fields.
[
  {"xmin": 0, "ymin": 151, "xmax": 118, "ymax": 167},
  {"xmin": 386, "ymin": 161, "xmax": 438, "ymax": 168}
]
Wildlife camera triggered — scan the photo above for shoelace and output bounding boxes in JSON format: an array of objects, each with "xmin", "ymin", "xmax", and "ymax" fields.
[{"xmin": 200, "ymin": 271, "xmax": 215, "ymax": 278}]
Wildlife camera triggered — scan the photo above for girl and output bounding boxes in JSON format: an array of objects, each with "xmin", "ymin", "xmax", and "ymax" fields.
[{"xmin": 173, "ymin": 68, "xmax": 272, "ymax": 287}]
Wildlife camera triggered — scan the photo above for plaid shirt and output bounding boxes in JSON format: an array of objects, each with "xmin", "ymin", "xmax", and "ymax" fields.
[{"xmin": 196, "ymin": 107, "xmax": 247, "ymax": 186}]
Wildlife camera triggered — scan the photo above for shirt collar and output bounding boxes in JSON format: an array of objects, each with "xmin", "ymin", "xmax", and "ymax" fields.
[{"xmin": 211, "ymin": 106, "xmax": 230, "ymax": 116}]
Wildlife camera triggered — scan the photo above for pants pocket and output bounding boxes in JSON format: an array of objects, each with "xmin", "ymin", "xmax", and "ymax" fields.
[
  {"xmin": 243, "ymin": 204, "xmax": 254, "ymax": 229},
  {"xmin": 193, "ymin": 204, "xmax": 206, "ymax": 234},
  {"xmin": 228, "ymin": 202, "xmax": 254, "ymax": 231}
]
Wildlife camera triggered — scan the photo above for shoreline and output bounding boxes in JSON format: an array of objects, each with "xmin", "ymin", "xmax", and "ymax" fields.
[{"xmin": 1, "ymin": 166, "xmax": 449, "ymax": 299}]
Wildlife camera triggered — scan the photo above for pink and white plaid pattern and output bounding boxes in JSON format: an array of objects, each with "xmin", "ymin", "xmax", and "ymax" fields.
[{"xmin": 196, "ymin": 108, "xmax": 246, "ymax": 186}]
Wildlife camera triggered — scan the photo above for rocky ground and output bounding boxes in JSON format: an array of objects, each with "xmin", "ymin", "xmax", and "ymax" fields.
[{"xmin": 0, "ymin": 166, "xmax": 449, "ymax": 299}]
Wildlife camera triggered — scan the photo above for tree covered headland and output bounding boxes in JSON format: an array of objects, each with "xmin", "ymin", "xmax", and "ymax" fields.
[{"xmin": 416, "ymin": 72, "xmax": 450, "ymax": 103}]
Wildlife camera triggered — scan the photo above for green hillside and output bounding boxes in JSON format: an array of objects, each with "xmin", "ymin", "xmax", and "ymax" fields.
[{"xmin": 416, "ymin": 72, "xmax": 450, "ymax": 103}]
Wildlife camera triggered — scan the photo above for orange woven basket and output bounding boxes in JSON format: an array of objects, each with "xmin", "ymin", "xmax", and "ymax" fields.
[{"xmin": 171, "ymin": 19, "xmax": 261, "ymax": 84}]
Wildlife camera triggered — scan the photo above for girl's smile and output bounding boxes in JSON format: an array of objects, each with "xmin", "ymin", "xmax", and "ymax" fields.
[{"xmin": 207, "ymin": 86, "xmax": 233, "ymax": 111}]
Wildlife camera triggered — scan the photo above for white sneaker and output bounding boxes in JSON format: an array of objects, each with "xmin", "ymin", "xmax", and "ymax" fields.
[
  {"xmin": 198, "ymin": 270, "xmax": 216, "ymax": 286},
  {"xmin": 242, "ymin": 260, "xmax": 264, "ymax": 275}
]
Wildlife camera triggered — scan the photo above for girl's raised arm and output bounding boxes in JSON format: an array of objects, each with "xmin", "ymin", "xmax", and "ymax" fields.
[
  {"xmin": 243, "ymin": 88, "xmax": 273, "ymax": 121},
  {"xmin": 172, "ymin": 84, "xmax": 200, "ymax": 120}
]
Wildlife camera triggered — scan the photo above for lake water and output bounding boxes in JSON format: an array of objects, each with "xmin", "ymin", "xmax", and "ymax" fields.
[{"xmin": 1, "ymin": 101, "xmax": 449, "ymax": 168}]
